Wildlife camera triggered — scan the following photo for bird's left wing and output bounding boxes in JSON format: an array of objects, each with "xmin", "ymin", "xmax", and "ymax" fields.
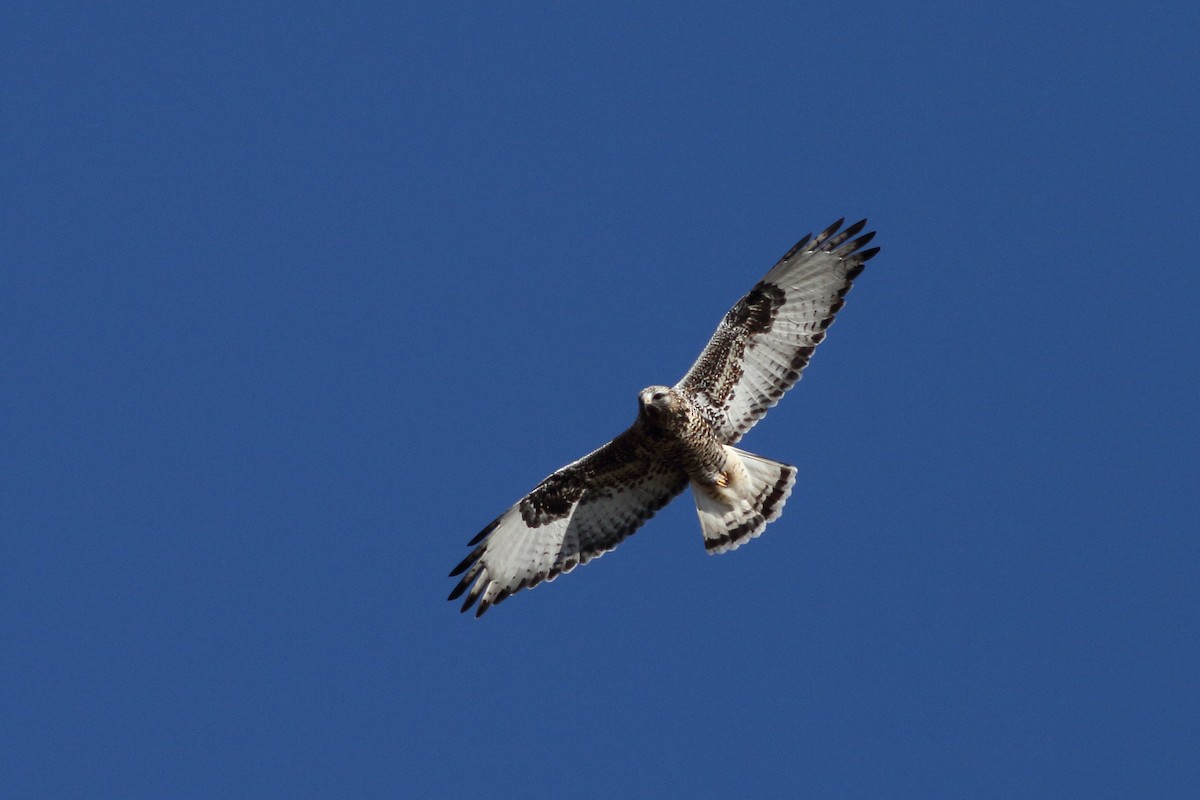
[
  {"xmin": 449, "ymin": 427, "xmax": 688, "ymax": 617},
  {"xmin": 676, "ymin": 219, "xmax": 879, "ymax": 443}
]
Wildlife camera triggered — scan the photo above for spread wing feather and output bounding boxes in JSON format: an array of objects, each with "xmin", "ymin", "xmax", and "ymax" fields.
[
  {"xmin": 676, "ymin": 218, "xmax": 879, "ymax": 443},
  {"xmin": 448, "ymin": 428, "xmax": 688, "ymax": 617}
]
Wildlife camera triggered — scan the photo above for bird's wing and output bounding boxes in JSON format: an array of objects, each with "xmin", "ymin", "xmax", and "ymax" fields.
[
  {"xmin": 449, "ymin": 427, "xmax": 688, "ymax": 617},
  {"xmin": 676, "ymin": 218, "xmax": 879, "ymax": 443}
]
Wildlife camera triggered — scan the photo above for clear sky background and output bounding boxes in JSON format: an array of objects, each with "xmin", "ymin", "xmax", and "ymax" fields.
[{"xmin": 3, "ymin": 2, "xmax": 1198, "ymax": 797}]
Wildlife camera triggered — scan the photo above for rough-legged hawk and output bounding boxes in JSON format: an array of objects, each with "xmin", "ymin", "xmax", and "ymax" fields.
[{"xmin": 450, "ymin": 219, "xmax": 879, "ymax": 616}]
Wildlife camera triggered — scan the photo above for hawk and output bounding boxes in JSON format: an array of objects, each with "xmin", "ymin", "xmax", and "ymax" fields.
[{"xmin": 450, "ymin": 219, "xmax": 879, "ymax": 616}]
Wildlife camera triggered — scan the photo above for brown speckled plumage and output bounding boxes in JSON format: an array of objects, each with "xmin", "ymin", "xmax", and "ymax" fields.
[{"xmin": 450, "ymin": 219, "xmax": 879, "ymax": 616}]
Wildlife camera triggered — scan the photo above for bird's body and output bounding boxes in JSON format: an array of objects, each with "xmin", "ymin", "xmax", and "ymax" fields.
[
  {"xmin": 634, "ymin": 384, "xmax": 797, "ymax": 553},
  {"xmin": 450, "ymin": 219, "xmax": 879, "ymax": 616},
  {"xmin": 635, "ymin": 386, "xmax": 724, "ymax": 485}
]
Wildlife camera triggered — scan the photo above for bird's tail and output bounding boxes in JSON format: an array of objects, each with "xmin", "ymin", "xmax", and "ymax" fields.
[{"xmin": 691, "ymin": 446, "xmax": 797, "ymax": 554}]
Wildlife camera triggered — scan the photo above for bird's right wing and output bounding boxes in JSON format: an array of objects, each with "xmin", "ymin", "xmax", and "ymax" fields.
[
  {"xmin": 449, "ymin": 427, "xmax": 688, "ymax": 617},
  {"xmin": 676, "ymin": 219, "xmax": 879, "ymax": 443}
]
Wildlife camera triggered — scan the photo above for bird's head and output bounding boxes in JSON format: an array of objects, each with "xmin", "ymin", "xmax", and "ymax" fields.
[{"xmin": 638, "ymin": 385, "xmax": 677, "ymax": 422}]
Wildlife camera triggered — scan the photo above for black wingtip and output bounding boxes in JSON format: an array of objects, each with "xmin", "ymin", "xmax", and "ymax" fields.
[
  {"xmin": 825, "ymin": 219, "xmax": 867, "ymax": 251},
  {"xmin": 815, "ymin": 218, "xmax": 845, "ymax": 245},
  {"xmin": 460, "ymin": 591, "xmax": 479, "ymax": 614},
  {"xmin": 849, "ymin": 230, "xmax": 876, "ymax": 250},
  {"xmin": 858, "ymin": 246, "xmax": 881, "ymax": 261},
  {"xmin": 467, "ymin": 517, "xmax": 501, "ymax": 547},
  {"xmin": 449, "ymin": 543, "xmax": 485, "ymax": 577},
  {"xmin": 842, "ymin": 218, "xmax": 867, "ymax": 240},
  {"xmin": 779, "ymin": 233, "xmax": 813, "ymax": 262}
]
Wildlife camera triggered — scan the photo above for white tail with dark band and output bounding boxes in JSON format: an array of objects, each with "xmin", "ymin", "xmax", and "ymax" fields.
[{"xmin": 692, "ymin": 446, "xmax": 797, "ymax": 554}]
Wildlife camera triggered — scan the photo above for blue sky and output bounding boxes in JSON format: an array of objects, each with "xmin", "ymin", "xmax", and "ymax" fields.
[{"xmin": 3, "ymin": 2, "xmax": 1198, "ymax": 797}]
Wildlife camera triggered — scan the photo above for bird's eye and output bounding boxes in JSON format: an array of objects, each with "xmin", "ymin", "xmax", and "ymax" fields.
[{"xmin": 652, "ymin": 392, "xmax": 665, "ymax": 401}]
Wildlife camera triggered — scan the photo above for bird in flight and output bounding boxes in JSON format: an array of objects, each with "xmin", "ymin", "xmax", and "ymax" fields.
[{"xmin": 450, "ymin": 219, "xmax": 879, "ymax": 616}]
